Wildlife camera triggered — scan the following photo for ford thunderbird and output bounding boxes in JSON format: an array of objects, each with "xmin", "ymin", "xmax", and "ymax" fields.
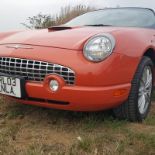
[{"xmin": 0, "ymin": 7, "xmax": 155, "ymax": 122}]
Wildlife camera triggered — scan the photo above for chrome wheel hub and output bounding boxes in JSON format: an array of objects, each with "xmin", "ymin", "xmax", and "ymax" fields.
[{"xmin": 138, "ymin": 66, "xmax": 152, "ymax": 115}]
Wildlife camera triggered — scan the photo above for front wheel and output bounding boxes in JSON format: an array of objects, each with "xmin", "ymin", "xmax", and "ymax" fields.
[{"xmin": 113, "ymin": 56, "xmax": 154, "ymax": 122}]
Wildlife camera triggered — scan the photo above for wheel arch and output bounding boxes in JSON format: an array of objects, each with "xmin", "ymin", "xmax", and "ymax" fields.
[
  {"xmin": 143, "ymin": 48, "xmax": 155, "ymax": 65},
  {"xmin": 143, "ymin": 48, "xmax": 155, "ymax": 85}
]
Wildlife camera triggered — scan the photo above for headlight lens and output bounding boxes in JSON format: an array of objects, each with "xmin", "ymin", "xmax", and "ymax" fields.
[
  {"xmin": 83, "ymin": 34, "xmax": 115, "ymax": 62},
  {"xmin": 49, "ymin": 80, "xmax": 59, "ymax": 92}
]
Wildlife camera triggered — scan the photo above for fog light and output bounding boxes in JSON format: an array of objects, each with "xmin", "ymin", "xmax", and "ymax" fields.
[{"xmin": 49, "ymin": 80, "xmax": 59, "ymax": 92}]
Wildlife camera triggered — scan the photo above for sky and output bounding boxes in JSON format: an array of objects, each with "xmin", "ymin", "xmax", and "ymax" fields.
[{"xmin": 1, "ymin": 0, "xmax": 155, "ymax": 31}]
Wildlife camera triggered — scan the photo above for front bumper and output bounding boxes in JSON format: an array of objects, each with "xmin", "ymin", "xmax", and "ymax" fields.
[{"xmin": 10, "ymin": 79, "xmax": 131, "ymax": 111}]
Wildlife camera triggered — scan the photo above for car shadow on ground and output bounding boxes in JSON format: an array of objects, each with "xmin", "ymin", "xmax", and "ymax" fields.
[{"xmin": 1, "ymin": 98, "xmax": 126, "ymax": 130}]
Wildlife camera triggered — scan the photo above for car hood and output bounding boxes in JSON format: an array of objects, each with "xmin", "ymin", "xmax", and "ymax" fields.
[{"xmin": 0, "ymin": 27, "xmax": 122, "ymax": 50}]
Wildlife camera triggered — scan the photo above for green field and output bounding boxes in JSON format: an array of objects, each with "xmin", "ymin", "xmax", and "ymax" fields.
[{"xmin": 0, "ymin": 97, "xmax": 155, "ymax": 155}]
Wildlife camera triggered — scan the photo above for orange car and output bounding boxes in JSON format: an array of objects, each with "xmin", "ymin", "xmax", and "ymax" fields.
[{"xmin": 0, "ymin": 7, "xmax": 154, "ymax": 122}]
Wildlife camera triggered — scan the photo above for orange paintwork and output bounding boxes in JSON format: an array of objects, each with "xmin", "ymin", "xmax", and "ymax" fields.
[{"xmin": 0, "ymin": 26, "xmax": 155, "ymax": 111}]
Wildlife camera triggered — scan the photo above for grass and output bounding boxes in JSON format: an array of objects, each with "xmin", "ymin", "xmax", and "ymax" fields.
[{"xmin": 0, "ymin": 97, "xmax": 155, "ymax": 155}]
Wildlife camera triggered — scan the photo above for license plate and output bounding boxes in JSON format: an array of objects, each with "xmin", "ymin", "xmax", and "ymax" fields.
[{"xmin": 0, "ymin": 76, "xmax": 22, "ymax": 98}]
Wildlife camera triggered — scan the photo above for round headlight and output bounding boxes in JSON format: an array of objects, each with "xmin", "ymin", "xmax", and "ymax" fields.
[{"xmin": 83, "ymin": 34, "xmax": 115, "ymax": 62}]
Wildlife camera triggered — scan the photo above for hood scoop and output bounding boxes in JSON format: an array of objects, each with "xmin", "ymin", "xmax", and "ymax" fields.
[{"xmin": 48, "ymin": 26, "xmax": 72, "ymax": 31}]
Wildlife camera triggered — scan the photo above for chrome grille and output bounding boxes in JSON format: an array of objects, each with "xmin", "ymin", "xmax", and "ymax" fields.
[{"xmin": 0, "ymin": 57, "xmax": 75, "ymax": 85}]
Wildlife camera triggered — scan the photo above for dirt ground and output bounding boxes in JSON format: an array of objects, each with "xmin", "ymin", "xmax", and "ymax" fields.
[{"xmin": 0, "ymin": 97, "xmax": 155, "ymax": 155}]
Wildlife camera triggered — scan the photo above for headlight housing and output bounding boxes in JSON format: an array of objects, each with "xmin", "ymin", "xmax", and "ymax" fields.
[{"xmin": 83, "ymin": 33, "xmax": 115, "ymax": 62}]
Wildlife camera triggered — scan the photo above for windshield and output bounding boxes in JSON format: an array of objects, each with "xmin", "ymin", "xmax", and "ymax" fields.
[{"xmin": 65, "ymin": 8, "xmax": 155, "ymax": 28}]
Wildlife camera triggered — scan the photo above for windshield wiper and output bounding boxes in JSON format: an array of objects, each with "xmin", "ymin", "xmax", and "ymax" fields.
[{"xmin": 85, "ymin": 24, "xmax": 113, "ymax": 27}]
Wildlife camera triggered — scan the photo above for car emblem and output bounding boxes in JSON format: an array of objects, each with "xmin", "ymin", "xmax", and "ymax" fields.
[{"xmin": 6, "ymin": 44, "xmax": 33, "ymax": 49}]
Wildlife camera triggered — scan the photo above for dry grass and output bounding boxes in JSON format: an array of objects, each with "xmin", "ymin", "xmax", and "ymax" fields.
[
  {"xmin": 54, "ymin": 5, "xmax": 94, "ymax": 26},
  {"xmin": 0, "ymin": 97, "xmax": 155, "ymax": 155}
]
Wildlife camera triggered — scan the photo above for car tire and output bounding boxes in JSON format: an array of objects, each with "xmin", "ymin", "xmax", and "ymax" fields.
[{"xmin": 113, "ymin": 56, "xmax": 154, "ymax": 122}]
